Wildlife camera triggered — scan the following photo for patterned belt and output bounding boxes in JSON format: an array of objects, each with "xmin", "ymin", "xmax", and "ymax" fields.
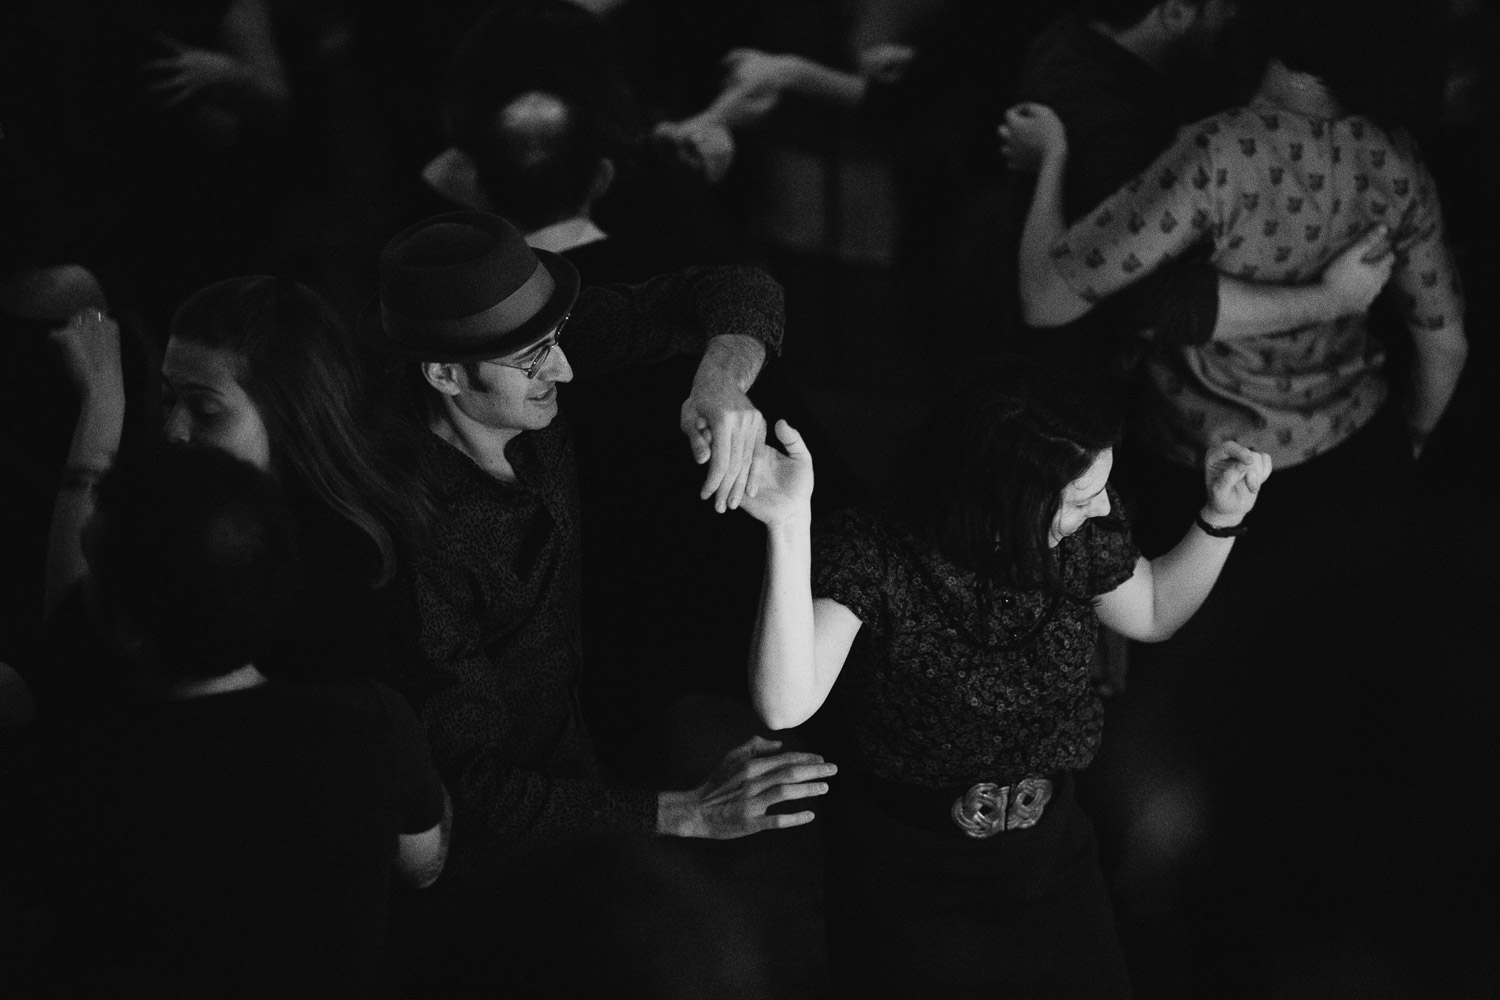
[
  {"xmin": 843, "ymin": 768, "xmax": 1058, "ymax": 838},
  {"xmin": 950, "ymin": 777, "xmax": 1054, "ymax": 839}
]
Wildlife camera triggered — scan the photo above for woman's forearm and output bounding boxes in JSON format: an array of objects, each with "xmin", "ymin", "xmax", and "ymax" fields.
[
  {"xmin": 1405, "ymin": 323, "xmax": 1467, "ymax": 448},
  {"xmin": 1018, "ymin": 152, "xmax": 1090, "ymax": 327},
  {"xmin": 45, "ymin": 388, "xmax": 125, "ymax": 618},
  {"xmin": 1141, "ymin": 511, "xmax": 1238, "ymax": 640},
  {"xmin": 750, "ymin": 519, "xmax": 820, "ymax": 730}
]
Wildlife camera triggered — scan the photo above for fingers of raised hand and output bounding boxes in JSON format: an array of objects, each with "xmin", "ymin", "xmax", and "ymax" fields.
[
  {"xmin": 1250, "ymin": 451, "xmax": 1273, "ymax": 490},
  {"xmin": 744, "ymin": 761, "xmax": 837, "ymax": 807},
  {"xmin": 51, "ymin": 308, "xmax": 116, "ymax": 349},
  {"xmin": 774, "ymin": 419, "xmax": 809, "ymax": 459},
  {"xmin": 1217, "ymin": 439, "xmax": 1256, "ymax": 465},
  {"xmin": 699, "ymin": 407, "xmax": 765, "ymax": 511},
  {"xmin": 734, "ymin": 750, "xmax": 827, "ymax": 782},
  {"xmin": 727, "ymin": 410, "xmax": 766, "ymax": 510},
  {"xmin": 1356, "ymin": 224, "xmax": 1392, "ymax": 262}
]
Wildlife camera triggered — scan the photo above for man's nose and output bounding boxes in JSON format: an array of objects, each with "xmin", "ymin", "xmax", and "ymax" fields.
[
  {"xmin": 163, "ymin": 406, "xmax": 190, "ymax": 444},
  {"xmin": 542, "ymin": 344, "xmax": 574, "ymax": 383}
]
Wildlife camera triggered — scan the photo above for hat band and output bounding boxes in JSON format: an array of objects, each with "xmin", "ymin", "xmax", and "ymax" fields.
[{"xmin": 380, "ymin": 260, "xmax": 557, "ymax": 354}]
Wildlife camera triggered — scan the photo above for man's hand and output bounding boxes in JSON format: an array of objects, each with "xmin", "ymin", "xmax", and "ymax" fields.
[
  {"xmin": 657, "ymin": 736, "xmax": 836, "ymax": 839},
  {"xmin": 1319, "ymin": 224, "xmax": 1394, "ymax": 317},
  {"xmin": 681, "ymin": 336, "xmax": 768, "ymax": 513},
  {"xmin": 1201, "ymin": 440, "xmax": 1273, "ymax": 528},
  {"xmin": 856, "ymin": 43, "xmax": 916, "ymax": 85},
  {"xmin": 652, "ymin": 118, "xmax": 737, "ymax": 184},
  {"xmin": 142, "ymin": 34, "xmax": 247, "ymax": 110},
  {"xmin": 999, "ymin": 102, "xmax": 1068, "ymax": 173},
  {"xmin": 48, "ymin": 308, "xmax": 124, "ymax": 404},
  {"xmin": 739, "ymin": 420, "xmax": 813, "ymax": 529}
]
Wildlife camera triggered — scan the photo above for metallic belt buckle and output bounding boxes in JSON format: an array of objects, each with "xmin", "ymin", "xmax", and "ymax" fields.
[{"xmin": 950, "ymin": 777, "xmax": 1053, "ymax": 839}]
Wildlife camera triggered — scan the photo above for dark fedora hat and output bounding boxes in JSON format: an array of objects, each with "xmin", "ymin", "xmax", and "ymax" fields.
[{"xmin": 361, "ymin": 211, "xmax": 580, "ymax": 362}]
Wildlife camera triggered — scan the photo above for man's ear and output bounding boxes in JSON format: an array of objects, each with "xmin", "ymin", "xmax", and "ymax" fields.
[{"xmin": 421, "ymin": 361, "xmax": 465, "ymax": 396}]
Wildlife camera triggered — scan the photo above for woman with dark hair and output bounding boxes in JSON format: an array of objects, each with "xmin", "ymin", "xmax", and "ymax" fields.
[
  {"xmin": 47, "ymin": 276, "xmax": 431, "ymax": 682},
  {"xmin": 741, "ymin": 360, "xmax": 1270, "ymax": 996}
]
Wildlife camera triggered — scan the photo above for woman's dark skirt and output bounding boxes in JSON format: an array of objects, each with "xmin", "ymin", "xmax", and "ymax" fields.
[{"xmin": 823, "ymin": 769, "xmax": 1131, "ymax": 999}]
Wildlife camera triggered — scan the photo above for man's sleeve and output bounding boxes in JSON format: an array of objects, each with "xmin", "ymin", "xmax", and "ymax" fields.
[
  {"xmin": 562, "ymin": 265, "xmax": 784, "ymax": 380},
  {"xmin": 1062, "ymin": 106, "xmax": 1222, "ymax": 345},
  {"xmin": 411, "ymin": 557, "xmax": 658, "ymax": 842},
  {"xmin": 368, "ymin": 680, "xmax": 446, "ymax": 834},
  {"xmin": 1030, "ymin": 88, "xmax": 1221, "ymax": 346},
  {"xmin": 1050, "ymin": 137, "xmax": 1219, "ymax": 312}
]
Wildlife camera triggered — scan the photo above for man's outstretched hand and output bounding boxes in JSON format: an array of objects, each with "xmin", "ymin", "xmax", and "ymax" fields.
[{"xmin": 657, "ymin": 736, "xmax": 836, "ymax": 839}]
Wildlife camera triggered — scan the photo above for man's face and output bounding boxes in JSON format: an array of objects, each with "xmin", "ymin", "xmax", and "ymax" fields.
[{"xmin": 449, "ymin": 328, "xmax": 574, "ymax": 434}]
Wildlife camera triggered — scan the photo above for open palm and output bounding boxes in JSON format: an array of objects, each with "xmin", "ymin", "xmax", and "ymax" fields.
[{"xmin": 739, "ymin": 420, "xmax": 814, "ymax": 528}]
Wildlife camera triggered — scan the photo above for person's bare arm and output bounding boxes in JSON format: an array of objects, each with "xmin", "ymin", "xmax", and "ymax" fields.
[
  {"xmin": 1404, "ymin": 317, "xmax": 1467, "ymax": 458},
  {"xmin": 1211, "ymin": 226, "xmax": 1395, "ymax": 341},
  {"xmin": 395, "ymin": 785, "xmax": 452, "ymax": 889},
  {"xmin": 45, "ymin": 309, "xmax": 126, "ymax": 620},
  {"xmin": 1095, "ymin": 442, "xmax": 1272, "ymax": 642}
]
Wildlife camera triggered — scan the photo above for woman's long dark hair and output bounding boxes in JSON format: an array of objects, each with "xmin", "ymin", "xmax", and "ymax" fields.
[
  {"xmin": 897, "ymin": 358, "xmax": 1121, "ymax": 594},
  {"xmin": 169, "ymin": 276, "xmax": 435, "ymax": 587}
]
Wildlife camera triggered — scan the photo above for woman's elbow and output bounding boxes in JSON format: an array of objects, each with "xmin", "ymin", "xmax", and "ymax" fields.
[
  {"xmin": 755, "ymin": 699, "xmax": 814, "ymax": 732},
  {"xmin": 1135, "ymin": 622, "xmax": 1180, "ymax": 644},
  {"xmin": 1019, "ymin": 283, "xmax": 1086, "ymax": 328}
]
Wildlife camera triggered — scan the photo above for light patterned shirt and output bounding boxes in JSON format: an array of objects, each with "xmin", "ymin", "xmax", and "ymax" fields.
[{"xmin": 1051, "ymin": 95, "xmax": 1463, "ymax": 468}]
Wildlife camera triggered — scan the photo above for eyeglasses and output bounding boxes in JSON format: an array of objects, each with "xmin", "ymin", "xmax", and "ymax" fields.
[{"xmin": 488, "ymin": 314, "xmax": 569, "ymax": 380}]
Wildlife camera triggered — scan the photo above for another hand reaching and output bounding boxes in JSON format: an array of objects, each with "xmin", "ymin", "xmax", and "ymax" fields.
[
  {"xmin": 999, "ymin": 102, "xmax": 1068, "ymax": 173},
  {"xmin": 48, "ymin": 307, "xmax": 124, "ymax": 404},
  {"xmin": 657, "ymin": 735, "xmax": 836, "ymax": 838},
  {"xmin": 1318, "ymin": 224, "xmax": 1395, "ymax": 317}
]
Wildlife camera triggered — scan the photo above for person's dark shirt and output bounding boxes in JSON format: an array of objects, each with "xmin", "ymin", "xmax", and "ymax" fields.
[
  {"xmin": 40, "ymin": 677, "xmax": 444, "ymax": 999},
  {"xmin": 811, "ymin": 497, "xmax": 1139, "ymax": 788},
  {"xmin": 1003, "ymin": 13, "xmax": 1221, "ymax": 398},
  {"xmin": 401, "ymin": 266, "xmax": 783, "ymax": 878}
]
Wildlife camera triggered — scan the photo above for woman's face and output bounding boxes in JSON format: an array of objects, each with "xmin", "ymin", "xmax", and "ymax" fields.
[
  {"xmin": 1049, "ymin": 448, "xmax": 1113, "ymax": 548},
  {"xmin": 161, "ymin": 337, "xmax": 272, "ymax": 471}
]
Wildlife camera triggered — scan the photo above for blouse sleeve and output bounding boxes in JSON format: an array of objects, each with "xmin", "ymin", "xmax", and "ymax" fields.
[
  {"xmin": 1073, "ymin": 486, "xmax": 1141, "ymax": 598},
  {"xmin": 810, "ymin": 508, "xmax": 892, "ymax": 636},
  {"xmin": 1049, "ymin": 135, "xmax": 1219, "ymax": 307}
]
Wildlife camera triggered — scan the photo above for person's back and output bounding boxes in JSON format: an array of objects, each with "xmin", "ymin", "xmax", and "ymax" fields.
[
  {"xmin": 59, "ymin": 678, "xmax": 437, "ymax": 998},
  {"xmin": 1000, "ymin": 0, "xmax": 1240, "ymax": 400},
  {"xmin": 35, "ymin": 446, "xmax": 448, "ymax": 998}
]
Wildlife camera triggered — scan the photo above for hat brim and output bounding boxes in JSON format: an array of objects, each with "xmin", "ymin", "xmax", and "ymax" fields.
[{"xmin": 359, "ymin": 248, "xmax": 580, "ymax": 363}]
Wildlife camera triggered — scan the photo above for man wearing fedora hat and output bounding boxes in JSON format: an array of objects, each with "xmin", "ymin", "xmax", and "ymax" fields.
[{"xmin": 363, "ymin": 211, "xmax": 835, "ymax": 876}]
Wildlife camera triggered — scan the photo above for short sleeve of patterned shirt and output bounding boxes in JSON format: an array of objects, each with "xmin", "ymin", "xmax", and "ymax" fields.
[{"xmin": 1048, "ymin": 100, "xmax": 1464, "ymax": 467}]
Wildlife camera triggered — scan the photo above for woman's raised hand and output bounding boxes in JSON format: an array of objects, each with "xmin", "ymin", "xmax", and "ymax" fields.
[
  {"xmin": 1201, "ymin": 441, "xmax": 1273, "ymax": 527},
  {"xmin": 999, "ymin": 102, "xmax": 1068, "ymax": 173},
  {"xmin": 48, "ymin": 307, "xmax": 124, "ymax": 403},
  {"xmin": 739, "ymin": 419, "xmax": 814, "ymax": 528}
]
